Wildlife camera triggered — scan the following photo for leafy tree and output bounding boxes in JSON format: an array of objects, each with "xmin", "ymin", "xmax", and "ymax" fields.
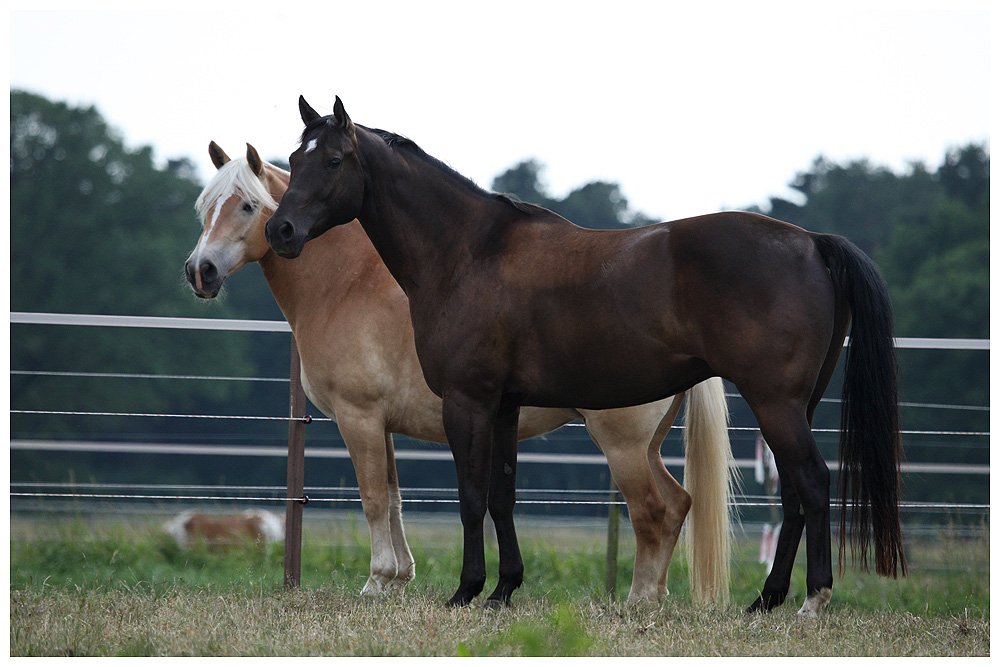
[
  {"xmin": 492, "ymin": 159, "xmax": 555, "ymax": 210},
  {"xmin": 937, "ymin": 143, "xmax": 989, "ymax": 208},
  {"xmin": 492, "ymin": 160, "xmax": 656, "ymax": 229},
  {"xmin": 751, "ymin": 157, "xmax": 940, "ymax": 257},
  {"xmin": 749, "ymin": 145, "xmax": 989, "ymax": 439},
  {"xmin": 10, "ymin": 91, "xmax": 263, "ymax": 435}
]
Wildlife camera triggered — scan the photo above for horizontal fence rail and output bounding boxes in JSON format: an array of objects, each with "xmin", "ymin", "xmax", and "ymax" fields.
[
  {"xmin": 11, "ymin": 369, "xmax": 991, "ymax": 413},
  {"xmin": 10, "ymin": 482, "xmax": 990, "ymax": 512},
  {"xmin": 9, "ymin": 440, "xmax": 991, "ymax": 476},
  {"xmin": 10, "ymin": 312, "xmax": 292, "ymax": 332},
  {"xmin": 10, "ymin": 311, "xmax": 991, "ymax": 350},
  {"xmin": 11, "ymin": 311, "xmax": 991, "ymax": 590}
]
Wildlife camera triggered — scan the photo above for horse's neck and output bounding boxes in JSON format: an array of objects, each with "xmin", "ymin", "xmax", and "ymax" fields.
[
  {"xmin": 356, "ymin": 131, "xmax": 501, "ymax": 297},
  {"xmin": 264, "ymin": 163, "xmax": 290, "ymax": 197},
  {"xmin": 257, "ymin": 164, "xmax": 309, "ymax": 327},
  {"xmin": 259, "ymin": 224, "xmax": 376, "ymax": 332}
]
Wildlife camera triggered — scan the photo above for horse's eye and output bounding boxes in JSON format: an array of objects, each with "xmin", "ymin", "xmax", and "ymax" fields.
[
  {"xmin": 327, "ymin": 158, "xmax": 342, "ymax": 170},
  {"xmin": 242, "ymin": 202, "xmax": 255, "ymax": 213}
]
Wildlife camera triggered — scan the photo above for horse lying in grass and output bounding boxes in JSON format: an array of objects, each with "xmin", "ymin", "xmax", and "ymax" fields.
[
  {"xmin": 265, "ymin": 97, "xmax": 905, "ymax": 616},
  {"xmin": 164, "ymin": 509, "xmax": 284, "ymax": 549},
  {"xmin": 184, "ymin": 142, "xmax": 734, "ymax": 603}
]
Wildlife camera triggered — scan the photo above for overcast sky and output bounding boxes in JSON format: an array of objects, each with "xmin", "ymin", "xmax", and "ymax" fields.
[{"xmin": 9, "ymin": 2, "xmax": 991, "ymax": 222}]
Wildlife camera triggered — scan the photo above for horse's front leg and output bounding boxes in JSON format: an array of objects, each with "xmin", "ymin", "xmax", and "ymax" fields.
[
  {"xmin": 383, "ymin": 432, "xmax": 416, "ymax": 590},
  {"xmin": 442, "ymin": 390, "xmax": 499, "ymax": 607},
  {"xmin": 485, "ymin": 398, "xmax": 523, "ymax": 607},
  {"xmin": 337, "ymin": 410, "xmax": 398, "ymax": 597}
]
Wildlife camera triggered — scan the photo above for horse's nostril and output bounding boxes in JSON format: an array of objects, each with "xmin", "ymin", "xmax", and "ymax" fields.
[
  {"xmin": 278, "ymin": 220, "xmax": 295, "ymax": 241},
  {"xmin": 200, "ymin": 261, "xmax": 217, "ymax": 282}
]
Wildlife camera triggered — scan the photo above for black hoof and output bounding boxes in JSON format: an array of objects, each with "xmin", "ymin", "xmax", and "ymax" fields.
[
  {"xmin": 446, "ymin": 587, "xmax": 480, "ymax": 607},
  {"xmin": 746, "ymin": 592, "xmax": 785, "ymax": 614},
  {"xmin": 483, "ymin": 597, "xmax": 508, "ymax": 610}
]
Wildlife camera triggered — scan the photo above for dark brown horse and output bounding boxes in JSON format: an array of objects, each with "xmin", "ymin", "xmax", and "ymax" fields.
[
  {"xmin": 183, "ymin": 142, "xmax": 733, "ymax": 603},
  {"xmin": 266, "ymin": 96, "xmax": 906, "ymax": 616}
]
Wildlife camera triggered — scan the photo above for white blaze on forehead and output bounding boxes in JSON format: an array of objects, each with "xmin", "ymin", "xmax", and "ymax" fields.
[
  {"xmin": 305, "ymin": 138, "xmax": 318, "ymax": 154},
  {"xmin": 192, "ymin": 196, "xmax": 227, "ymax": 271}
]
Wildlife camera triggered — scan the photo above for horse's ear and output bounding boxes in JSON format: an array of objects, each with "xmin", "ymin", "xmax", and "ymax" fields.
[
  {"xmin": 208, "ymin": 141, "xmax": 230, "ymax": 169},
  {"xmin": 246, "ymin": 143, "xmax": 264, "ymax": 176},
  {"xmin": 333, "ymin": 96, "xmax": 355, "ymax": 134},
  {"xmin": 299, "ymin": 96, "xmax": 321, "ymax": 126}
]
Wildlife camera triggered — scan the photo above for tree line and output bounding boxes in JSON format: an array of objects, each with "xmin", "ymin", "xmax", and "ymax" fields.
[{"xmin": 10, "ymin": 91, "xmax": 988, "ymax": 498}]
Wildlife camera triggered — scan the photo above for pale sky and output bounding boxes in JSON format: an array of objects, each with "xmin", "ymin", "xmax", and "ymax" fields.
[{"xmin": 8, "ymin": 2, "xmax": 992, "ymax": 223}]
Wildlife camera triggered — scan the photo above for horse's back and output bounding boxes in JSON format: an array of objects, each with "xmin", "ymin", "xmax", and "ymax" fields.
[
  {"xmin": 470, "ymin": 211, "xmax": 837, "ymax": 408},
  {"xmin": 666, "ymin": 212, "xmax": 838, "ymax": 394}
]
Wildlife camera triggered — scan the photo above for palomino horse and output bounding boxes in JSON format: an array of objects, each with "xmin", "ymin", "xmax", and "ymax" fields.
[
  {"xmin": 265, "ymin": 97, "xmax": 906, "ymax": 617},
  {"xmin": 184, "ymin": 142, "xmax": 734, "ymax": 603}
]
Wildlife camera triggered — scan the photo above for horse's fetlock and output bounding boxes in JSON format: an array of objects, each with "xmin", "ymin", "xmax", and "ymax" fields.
[{"xmin": 797, "ymin": 587, "xmax": 833, "ymax": 618}]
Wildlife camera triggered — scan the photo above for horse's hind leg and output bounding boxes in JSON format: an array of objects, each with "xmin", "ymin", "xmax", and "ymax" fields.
[
  {"xmin": 485, "ymin": 398, "xmax": 523, "ymax": 607},
  {"xmin": 746, "ymin": 401, "xmax": 833, "ymax": 616},
  {"xmin": 583, "ymin": 410, "xmax": 669, "ymax": 602},
  {"xmin": 383, "ymin": 432, "xmax": 415, "ymax": 590},
  {"xmin": 748, "ymin": 469, "xmax": 805, "ymax": 612},
  {"xmin": 648, "ymin": 455, "xmax": 690, "ymax": 599},
  {"xmin": 643, "ymin": 395, "xmax": 690, "ymax": 599}
]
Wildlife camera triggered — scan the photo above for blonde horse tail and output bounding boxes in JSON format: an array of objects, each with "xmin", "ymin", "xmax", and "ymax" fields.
[{"xmin": 683, "ymin": 376, "xmax": 736, "ymax": 605}]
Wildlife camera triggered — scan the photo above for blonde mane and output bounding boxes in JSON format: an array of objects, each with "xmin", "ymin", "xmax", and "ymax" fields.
[{"xmin": 194, "ymin": 158, "xmax": 283, "ymax": 225}]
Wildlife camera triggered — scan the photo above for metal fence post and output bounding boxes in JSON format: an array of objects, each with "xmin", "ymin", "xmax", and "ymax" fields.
[
  {"xmin": 284, "ymin": 335, "xmax": 307, "ymax": 590},
  {"xmin": 605, "ymin": 478, "xmax": 620, "ymax": 598}
]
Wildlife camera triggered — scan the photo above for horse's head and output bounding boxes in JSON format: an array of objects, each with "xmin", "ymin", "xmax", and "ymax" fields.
[
  {"xmin": 265, "ymin": 96, "xmax": 365, "ymax": 259},
  {"xmin": 184, "ymin": 142, "xmax": 284, "ymax": 298}
]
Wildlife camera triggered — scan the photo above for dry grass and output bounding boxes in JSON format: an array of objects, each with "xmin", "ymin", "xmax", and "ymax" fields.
[
  {"xmin": 10, "ymin": 585, "xmax": 989, "ymax": 657},
  {"xmin": 9, "ymin": 512, "xmax": 990, "ymax": 656}
]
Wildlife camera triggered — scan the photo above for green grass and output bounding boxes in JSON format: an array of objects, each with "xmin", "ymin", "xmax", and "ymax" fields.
[{"xmin": 9, "ymin": 513, "xmax": 990, "ymax": 656}]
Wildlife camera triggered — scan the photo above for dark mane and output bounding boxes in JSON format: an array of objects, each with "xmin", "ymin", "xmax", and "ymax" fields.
[{"xmin": 360, "ymin": 125, "xmax": 548, "ymax": 216}]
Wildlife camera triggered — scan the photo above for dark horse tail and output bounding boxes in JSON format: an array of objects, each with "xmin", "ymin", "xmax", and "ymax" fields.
[{"xmin": 814, "ymin": 234, "xmax": 906, "ymax": 578}]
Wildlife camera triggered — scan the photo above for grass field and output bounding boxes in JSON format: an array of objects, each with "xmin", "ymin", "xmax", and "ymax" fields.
[{"xmin": 9, "ymin": 511, "xmax": 990, "ymax": 656}]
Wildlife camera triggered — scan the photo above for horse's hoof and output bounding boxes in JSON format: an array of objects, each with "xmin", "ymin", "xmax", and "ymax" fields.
[
  {"xmin": 483, "ymin": 595, "xmax": 513, "ymax": 609},
  {"xmin": 383, "ymin": 580, "xmax": 408, "ymax": 595},
  {"xmin": 360, "ymin": 579, "xmax": 382, "ymax": 598},
  {"xmin": 747, "ymin": 591, "xmax": 785, "ymax": 614},
  {"xmin": 445, "ymin": 593, "xmax": 473, "ymax": 608},
  {"xmin": 797, "ymin": 588, "xmax": 832, "ymax": 619}
]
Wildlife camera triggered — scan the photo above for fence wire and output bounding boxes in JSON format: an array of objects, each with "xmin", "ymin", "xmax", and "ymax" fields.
[
  {"xmin": 9, "ymin": 408, "xmax": 990, "ymax": 438},
  {"xmin": 10, "ymin": 483, "xmax": 990, "ymax": 513},
  {"xmin": 12, "ymin": 369, "xmax": 991, "ymax": 412},
  {"xmin": 10, "ymin": 313, "xmax": 990, "ymax": 529}
]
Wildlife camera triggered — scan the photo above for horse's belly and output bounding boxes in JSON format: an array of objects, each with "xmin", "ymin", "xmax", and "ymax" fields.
[{"xmin": 515, "ymin": 348, "xmax": 710, "ymax": 411}]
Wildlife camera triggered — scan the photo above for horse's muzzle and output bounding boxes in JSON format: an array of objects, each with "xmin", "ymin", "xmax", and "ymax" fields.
[
  {"xmin": 184, "ymin": 258, "xmax": 223, "ymax": 298},
  {"xmin": 265, "ymin": 219, "xmax": 305, "ymax": 259}
]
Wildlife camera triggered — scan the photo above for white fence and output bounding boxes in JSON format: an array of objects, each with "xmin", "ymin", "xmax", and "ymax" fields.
[{"xmin": 11, "ymin": 310, "xmax": 990, "ymax": 491}]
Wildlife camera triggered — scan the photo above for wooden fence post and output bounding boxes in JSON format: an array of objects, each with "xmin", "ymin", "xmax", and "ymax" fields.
[
  {"xmin": 605, "ymin": 478, "xmax": 620, "ymax": 598},
  {"xmin": 284, "ymin": 335, "xmax": 307, "ymax": 590}
]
